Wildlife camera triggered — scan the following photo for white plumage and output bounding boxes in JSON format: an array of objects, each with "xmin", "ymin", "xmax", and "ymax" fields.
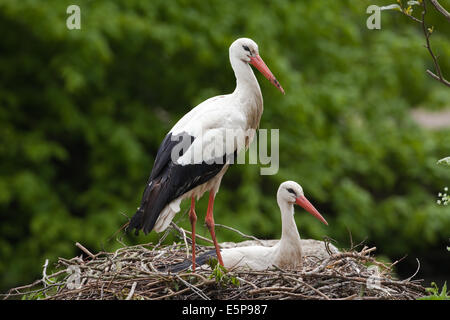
[
  {"xmin": 215, "ymin": 181, "xmax": 329, "ymax": 270},
  {"xmin": 128, "ymin": 38, "xmax": 284, "ymax": 270}
]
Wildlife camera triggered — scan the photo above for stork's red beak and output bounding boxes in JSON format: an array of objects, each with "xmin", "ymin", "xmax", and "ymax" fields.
[
  {"xmin": 295, "ymin": 195, "xmax": 328, "ymax": 226},
  {"xmin": 249, "ymin": 55, "xmax": 285, "ymax": 94}
]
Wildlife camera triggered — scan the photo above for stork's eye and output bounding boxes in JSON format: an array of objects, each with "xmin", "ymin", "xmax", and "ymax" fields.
[
  {"xmin": 242, "ymin": 45, "xmax": 251, "ymax": 53},
  {"xmin": 287, "ymin": 188, "xmax": 297, "ymax": 197}
]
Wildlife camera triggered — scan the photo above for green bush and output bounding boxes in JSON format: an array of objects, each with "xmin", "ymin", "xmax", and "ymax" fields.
[{"xmin": 1, "ymin": 0, "xmax": 449, "ymax": 291}]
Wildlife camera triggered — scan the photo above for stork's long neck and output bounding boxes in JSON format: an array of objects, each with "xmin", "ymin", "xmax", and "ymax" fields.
[
  {"xmin": 232, "ymin": 60, "xmax": 260, "ymax": 93},
  {"xmin": 230, "ymin": 56, "xmax": 263, "ymax": 130},
  {"xmin": 273, "ymin": 198, "xmax": 303, "ymax": 269},
  {"xmin": 277, "ymin": 200, "xmax": 302, "ymax": 248}
]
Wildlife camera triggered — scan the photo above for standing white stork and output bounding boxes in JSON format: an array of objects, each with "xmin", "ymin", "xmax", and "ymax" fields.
[
  {"xmin": 162, "ymin": 181, "xmax": 330, "ymax": 272},
  {"xmin": 127, "ymin": 38, "xmax": 284, "ymax": 270}
]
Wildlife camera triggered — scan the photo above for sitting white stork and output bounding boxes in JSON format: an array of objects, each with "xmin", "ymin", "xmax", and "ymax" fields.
[
  {"xmin": 219, "ymin": 181, "xmax": 328, "ymax": 270},
  {"xmin": 163, "ymin": 181, "xmax": 330, "ymax": 272},
  {"xmin": 127, "ymin": 38, "xmax": 284, "ymax": 270}
]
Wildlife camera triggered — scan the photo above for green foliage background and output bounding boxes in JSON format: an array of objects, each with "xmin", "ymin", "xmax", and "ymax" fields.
[{"xmin": 1, "ymin": 0, "xmax": 449, "ymax": 292}]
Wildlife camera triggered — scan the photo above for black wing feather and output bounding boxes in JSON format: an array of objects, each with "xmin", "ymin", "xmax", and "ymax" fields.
[
  {"xmin": 127, "ymin": 132, "xmax": 235, "ymax": 235},
  {"xmin": 158, "ymin": 249, "xmax": 217, "ymax": 272}
]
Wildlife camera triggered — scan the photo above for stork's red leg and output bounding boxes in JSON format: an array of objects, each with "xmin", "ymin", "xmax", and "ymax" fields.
[
  {"xmin": 189, "ymin": 197, "xmax": 197, "ymax": 271},
  {"xmin": 204, "ymin": 190, "xmax": 224, "ymax": 267}
]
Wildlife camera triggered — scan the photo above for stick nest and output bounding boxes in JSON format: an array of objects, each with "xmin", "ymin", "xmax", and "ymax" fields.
[{"xmin": 3, "ymin": 226, "xmax": 427, "ymax": 300}]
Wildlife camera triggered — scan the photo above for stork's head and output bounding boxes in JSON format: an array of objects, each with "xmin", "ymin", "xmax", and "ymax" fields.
[
  {"xmin": 277, "ymin": 181, "xmax": 328, "ymax": 225},
  {"xmin": 229, "ymin": 38, "xmax": 285, "ymax": 94}
]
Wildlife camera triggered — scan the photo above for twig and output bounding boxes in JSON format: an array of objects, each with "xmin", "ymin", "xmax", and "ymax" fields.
[
  {"xmin": 323, "ymin": 236, "xmax": 337, "ymax": 255},
  {"xmin": 403, "ymin": 258, "xmax": 421, "ymax": 282},
  {"xmin": 42, "ymin": 259, "xmax": 53, "ymax": 287},
  {"xmin": 248, "ymin": 286, "xmax": 294, "ymax": 295},
  {"xmin": 286, "ymin": 276, "xmax": 331, "ymax": 300},
  {"xmin": 175, "ymin": 275, "xmax": 211, "ymax": 300},
  {"xmin": 346, "ymin": 227, "xmax": 354, "ymax": 250},
  {"xmin": 170, "ymin": 222, "xmax": 214, "ymax": 245},
  {"xmin": 388, "ymin": 254, "xmax": 408, "ymax": 271},
  {"xmin": 178, "ymin": 224, "xmax": 190, "ymax": 258},
  {"xmin": 125, "ymin": 282, "xmax": 137, "ymax": 300},
  {"xmin": 75, "ymin": 242, "xmax": 95, "ymax": 259},
  {"xmin": 215, "ymin": 223, "xmax": 265, "ymax": 244},
  {"xmin": 429, "ymin": 0, "xmax": 450, "ymax": 21},
  {"xmin": 426, "ymin": 70, "xmax": 450, "ymax": 87},
  {"xmin": 402, "ymin": 10, "xmax": 423, "ymax": 23},
  {"xmin": 169, "ymin": 221, "xmax": 195, "ymax": 259}
]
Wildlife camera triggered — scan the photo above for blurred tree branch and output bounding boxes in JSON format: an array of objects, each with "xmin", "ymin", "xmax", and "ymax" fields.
[
  {"xmin": 420, "ymin": 0, "xmax": 450, "ymax": 87},
  {"xmin": 398, "ymin": 0, "xmax": 450, "ymax": 87},
  {"xmin": 429, "ymin": 0, "xmax": 450, "ymax": 22}
]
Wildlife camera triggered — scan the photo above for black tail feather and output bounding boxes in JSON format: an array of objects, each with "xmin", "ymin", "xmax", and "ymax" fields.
[
  {"xmin": 127, "ymin": 208, "xmax": 144, "ymax": 236},
  {"xmin": 126, "ymin": 178, "xmax": 169, "ymax": 235}
]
